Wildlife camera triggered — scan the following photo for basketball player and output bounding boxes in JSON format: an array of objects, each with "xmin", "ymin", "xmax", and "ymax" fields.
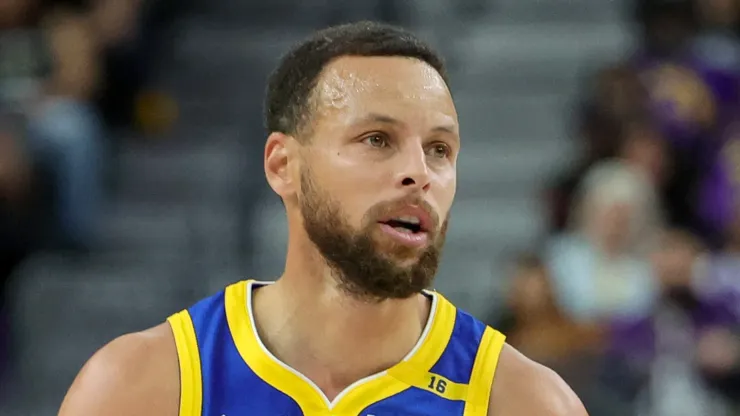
[{"xmin": 58, "ymin": 22, "xmax": 588, "ymax": 416}]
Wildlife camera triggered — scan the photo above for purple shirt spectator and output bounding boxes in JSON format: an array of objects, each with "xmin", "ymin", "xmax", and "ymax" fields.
[
  {"xmin": 633, "ymin": 50, "xmax": 740, "ymax": 151},
  {"xmin": 697, "ymin": 120, "xmax": 740, "ymax": 243},
  {"xmin": 608, "ymin": 264, "xmax": 737, "ymax": 376}
]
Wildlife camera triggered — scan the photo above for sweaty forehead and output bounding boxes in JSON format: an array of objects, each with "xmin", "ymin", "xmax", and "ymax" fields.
[{"xmin": 313, "ymin": 56, "xmax": 455, "ymax": 122}]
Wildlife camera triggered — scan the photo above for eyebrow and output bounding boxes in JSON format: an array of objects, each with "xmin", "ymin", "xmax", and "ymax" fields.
[{"xmin": 359, "ymin": 113, "xmax": 458, "ymax": 136}]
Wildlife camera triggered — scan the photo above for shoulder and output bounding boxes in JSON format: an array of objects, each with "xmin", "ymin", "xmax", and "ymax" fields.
[
  {"xmin": 58, "ymin": 323, "xmax": 180, "ymax": 416},
  {"xmin": 488, "ymin": 343, "xmax": 589, "ymax": 416}
]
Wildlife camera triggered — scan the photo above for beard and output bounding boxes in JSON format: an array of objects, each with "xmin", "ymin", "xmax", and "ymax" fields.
[{"xmin": 298, "ymin": 167, "xmax": 448, "ymax": 302}]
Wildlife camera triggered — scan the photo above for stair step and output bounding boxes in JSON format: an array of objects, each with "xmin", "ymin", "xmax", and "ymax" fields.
[
  {"xmin": 171, "ymin": 24, "xmax": 302, "ymax": 64},
  {"xmin": 456, "ymin": 137, "xmax": 576, "ymax": 197},
  {"xmin": 115, "ymin": 135, "xmax": 244, "ymax": 204},
  {"xmin": 452, "ymin": 23, "xmax": 634, "ymax": 91},
  {"xmin": 492, "ymin": 0, "xmax": 624, "ymax": 23},
  {"xmin": 455, "ymin": 92, "xmax": 570, "ymax": 139},
  {"xmin": 192, "ymin": 0, "xmax": 330, "ymax": 27},
  {"xmin": 94, "ymin": 201, "xmax": 194, "ymax": 252},
  {"xmin": 449, "ymin": 196, "xmax": 545, "ymax": 248}
]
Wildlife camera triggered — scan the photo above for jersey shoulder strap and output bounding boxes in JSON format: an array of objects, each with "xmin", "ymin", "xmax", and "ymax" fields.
[
  {"xmin": 463, "ymin": 325, "xmax": 506, "ymax": 416},
  {"xmin": 167, "ymin": 309, "xmax": 203, "ymax": 416}
]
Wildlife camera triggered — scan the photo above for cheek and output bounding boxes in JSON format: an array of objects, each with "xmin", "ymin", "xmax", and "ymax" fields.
[
  {"xmin": 433, "ymin": 172, "xmax": 456, "ymax": 214},
  {"xmin": 308, "ymin": 159, "xmax": 384, "ymax": 228},
  {"xmin": 316, "ymin": 176, "xmax": 378, "ymax": 227}
]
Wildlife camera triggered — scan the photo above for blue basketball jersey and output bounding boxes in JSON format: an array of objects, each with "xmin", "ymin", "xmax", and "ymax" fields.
[{"xmin": 167, "ymin": 280, "xmax": 506, "ymax": 416}]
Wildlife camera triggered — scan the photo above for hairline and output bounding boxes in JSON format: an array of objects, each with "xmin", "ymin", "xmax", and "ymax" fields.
[{"xmin": 293, "ymin": 54, "xmax": 450, "ymax": 142}]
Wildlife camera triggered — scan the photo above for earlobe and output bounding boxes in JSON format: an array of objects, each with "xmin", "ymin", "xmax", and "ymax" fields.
[{"xmin": 264, "ymin": 132, "xmax": 295, "ymax": 197}]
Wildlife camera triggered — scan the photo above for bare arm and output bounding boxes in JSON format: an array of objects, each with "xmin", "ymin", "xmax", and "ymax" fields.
[
  {"xmin": 489, "ymin": 344, "xmax": 589, "ymax": 416},
  {"xmin": 58, "ymin": 323, "xmax": 180, "ymax": 416}
]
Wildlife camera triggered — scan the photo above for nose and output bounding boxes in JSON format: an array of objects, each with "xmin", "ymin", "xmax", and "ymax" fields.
[{"xmin": 395, "ymin": 142, "xmax": 431, "ymax": 193}]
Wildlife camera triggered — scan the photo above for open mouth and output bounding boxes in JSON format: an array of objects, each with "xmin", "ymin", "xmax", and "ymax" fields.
[
  {"xmin": 381, "ymin": 218, "xmax": 423, "ymax": 234},
  {"xmin": 377, "ymin": 212, "xmax": 431, "ymax": 248}
]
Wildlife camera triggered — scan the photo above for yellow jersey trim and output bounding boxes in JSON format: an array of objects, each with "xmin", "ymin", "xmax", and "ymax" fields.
[
  {"xmin": 462, "ymin": 327, "xmax": 506, "ymax": 416},
  {"xmin": 388, "ymin": 361, "xmax": 468, "ymax": 401},
  {"xmin": 167, "ymin": 310, "xmax": 203, "ymax": 416},
  {"xmin": 224, "ymin": 280, "xmax": 458, "ymax": 414},
  {"xmin": 406, "ymin": 290, "xmax": 456, "ymax": 369},
  {"xmin": 224, "ymin": 280, "xmax": 328, "ymax": 414},
  {"xmin": 331, "ymin": 290, "xmax": 457, "ymax": 414}
]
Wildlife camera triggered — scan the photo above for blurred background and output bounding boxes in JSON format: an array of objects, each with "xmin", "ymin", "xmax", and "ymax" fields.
[{"xmin": 1, "ymin": 0, "xmax": 739, "ymax": 414}]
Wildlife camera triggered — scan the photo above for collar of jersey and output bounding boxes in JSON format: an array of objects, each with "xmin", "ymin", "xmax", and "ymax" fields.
[{"xmin": 224, "ymin": 279, "xmax": 456, "ymax": 414}]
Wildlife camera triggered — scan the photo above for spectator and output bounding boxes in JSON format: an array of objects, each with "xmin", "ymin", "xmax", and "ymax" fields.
[
  {"xmin": 0, "ymin": 113, "xmax": 33, "ymax": 270},
  {"xmin": 692, "ymin": 0, "xmax": 740, "ymax": 123},
  {"xmin": 0, "ymin": 122, "xmax": 32, "ymax": 214},
  {"xmin": 697, "ymin": 204, "xmax": 740, "ymax": 406},
  {"xmin": 633, "ymin": 0, "xmax": 740, "ymax": 153},
  {"xmin": 592, "ymin": 64, "xmax": 651, "ymax": 123},
  {"xmin": 616, "ymin": 116, "xmax": 711, "ymax": 237},
  {"xmin": 493, "ymin": 254, "xmax": 636, "ymax": 415},
  {"xmin": 619, "ymin": 117, "xmax": 668, "ymax": 185},
  {"xmin": 545, "ymin": 160, "xmax": 660, "ymax": 323},
  {"xmin": 0, "ymin": 120, "xmax": 32, "ymax": 382},
  {"xmin": 546, "ymin": 65, "xmax": 649, "ymax": 234},
  {"xmin": 91, "ymin": 0, "xmax": 183, "ymax": 131},
  {"xmin": 494, "ymin": 254, "xmax": 602, "ymax": 367},
  {"xmin": 634, "ymin": 0, "xmax": 698, "ymax": 60},
  {"xmin": 632, "ymin": 0, "xmax": 719, "ymax": 152},
  {"xmin": 0, "ymin": 0, "xmax": 105, "ymax": 250},
  {"xmin": 609, "ymin": 229, "xmax": 736, "ymax": 415},
  {"xmin": 695, "ymin": 326, "xmax": 740, "ymax": 408},
  {"xmin": 629, "ymin": 0, "xmax": 740, "ymax": 243},
  {"xmin": 703, "ymin": 204, "xmax": 740, "ymax": 319},
  {"xmin": 694, "ymin": 122, "xmax": 740, "ymax": 246}
]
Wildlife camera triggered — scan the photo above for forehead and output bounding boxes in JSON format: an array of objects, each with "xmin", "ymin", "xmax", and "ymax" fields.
[{"xmin": 311, "ymin": 56, "xmax": 457, "ymax": 129}]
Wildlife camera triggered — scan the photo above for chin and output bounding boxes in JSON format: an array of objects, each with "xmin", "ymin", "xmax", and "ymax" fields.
[
  {"xmin": 374, "ymin": 236, "xmax": 428, "ymax": 258},
  {"xmin": 391, "ymin": 254, "xmax": 424, "ymax": 268},
  {"xmin": 377, "ymin": 247, "xmax": 425, "ymax": 267}
]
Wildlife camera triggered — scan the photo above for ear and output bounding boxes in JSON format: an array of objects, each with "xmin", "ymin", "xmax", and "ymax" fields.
[{"xmin": 264, "ymin": 132, "xmax": 299, "ymax": 198}]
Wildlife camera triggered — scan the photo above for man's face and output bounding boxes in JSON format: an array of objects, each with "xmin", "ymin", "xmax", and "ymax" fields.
[{"xmin": 291, "ymin": 56, "xmax": 459, "ymax": 300}]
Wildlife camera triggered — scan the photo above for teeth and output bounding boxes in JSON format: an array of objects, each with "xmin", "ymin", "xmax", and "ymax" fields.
[{"xmin": 394, "ymin": 215, "xmax": 420, "ymax": 224}]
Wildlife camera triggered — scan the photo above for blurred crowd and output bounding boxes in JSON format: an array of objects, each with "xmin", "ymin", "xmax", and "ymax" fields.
[
  {"xmin": 0, "ymin": 0, "xmax": 182, "ymax": 379},
  {"xmin": 493, "ymin": 0, "xmax": 740, "ymax": 414},
  {"xmin": 2, "ymin": 0, "xmax": 740, "ymax": 414}
]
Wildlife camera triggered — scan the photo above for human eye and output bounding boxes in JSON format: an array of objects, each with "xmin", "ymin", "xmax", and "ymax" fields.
[
  {"xmin": 362, "ymin": 133, "xmax": 390, "ymax": 149},
  {"xmin": 427, "ymin": 142, "xmax": 452, "ymax": 159}
]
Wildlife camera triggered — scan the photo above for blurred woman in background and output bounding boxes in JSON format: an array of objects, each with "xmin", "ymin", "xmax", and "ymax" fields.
[{"xmin": 545, "ymin": 159, "xmax": 661, "ymax": 324}]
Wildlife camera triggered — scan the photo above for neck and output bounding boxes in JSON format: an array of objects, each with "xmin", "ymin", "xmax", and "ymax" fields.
[{"xmin": 252, "ymin": 236, "xmax": 431, "ymax": 400}]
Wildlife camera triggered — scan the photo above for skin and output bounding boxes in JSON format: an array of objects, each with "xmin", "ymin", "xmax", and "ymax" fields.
[
  {"xmin": 46, "ymin": 8, "xmax": 100, "ymax": 100},
  {"xmin": 1, "ymin": 0, "xmax": 99, "ymax": 100},
  {"xmin": 58, "ymin": 56, "xmax": 588, "ymax": 416}
]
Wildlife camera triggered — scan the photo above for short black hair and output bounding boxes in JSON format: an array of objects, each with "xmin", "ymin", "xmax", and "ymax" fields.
[{"xmin": 264, "ymin": 21, "xmax": 448, "ymax": 138}]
